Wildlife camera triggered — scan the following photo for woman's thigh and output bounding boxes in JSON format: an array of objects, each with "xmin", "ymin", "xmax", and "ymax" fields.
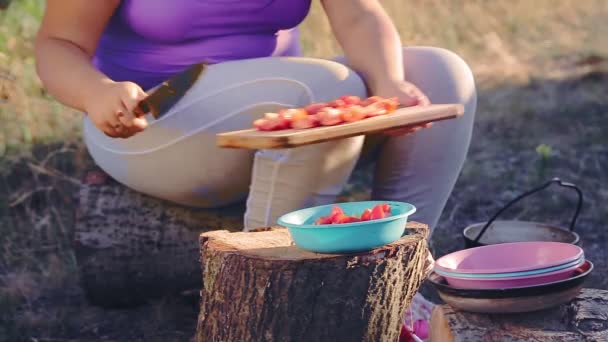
[
  {"xmin": 372, "ymin": 47, "xmax": 477, "ymax": 232},
  {"xmin": 83, "ymin": 57, "xmax": 367, "ymax": 208}
]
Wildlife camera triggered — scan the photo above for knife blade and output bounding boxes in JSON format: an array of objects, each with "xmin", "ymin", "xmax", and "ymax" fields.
[{"xmin": 136, "ymin": 63, "xmax": 207, "ymax": 119}]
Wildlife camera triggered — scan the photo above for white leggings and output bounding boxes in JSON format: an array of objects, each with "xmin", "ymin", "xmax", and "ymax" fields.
[{"xmin": 83, "ymin": 46, "xmax": 477, "ymax": 235}]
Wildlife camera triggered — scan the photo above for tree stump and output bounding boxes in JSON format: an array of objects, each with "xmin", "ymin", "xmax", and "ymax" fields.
[
  {"xmin": 430, "ymin": 288, "xmax": 608, "ymax": 342},
  {"xmin": 74, "ymin": 160, "xmax": 374, "ymax": 307},
  {"xmin": 196, "ymin": 223, "xmax": 430, "ymax": 342}
]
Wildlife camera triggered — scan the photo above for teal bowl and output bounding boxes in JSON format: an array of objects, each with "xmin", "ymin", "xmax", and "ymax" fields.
[{"xmin": 277, "ymin": 201, "xmax": 416, "ymax": 254}]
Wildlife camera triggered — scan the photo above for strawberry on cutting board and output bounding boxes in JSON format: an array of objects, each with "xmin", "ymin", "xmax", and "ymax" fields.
[{"xmin": 251, "ymin": 96, "xmax": 401, "ymax": 131}]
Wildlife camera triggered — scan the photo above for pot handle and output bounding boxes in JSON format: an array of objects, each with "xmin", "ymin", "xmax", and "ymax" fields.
[{"xmin": 473, "ymin": 178, "xmax": 583, "ymax": 244}]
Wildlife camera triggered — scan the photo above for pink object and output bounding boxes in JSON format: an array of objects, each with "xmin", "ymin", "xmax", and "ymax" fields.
[
  {"xmin": 443, "ymin": 260, "xmax": 583, "ymax": 289},
  {"xmin": 402, "ymin": 293, "xmax": 434, "ymax": 342},
  {"xmin": 435, "ymin": 241, "xmax": 583, "ymax": 274},
  {"xmin": 413, "ymin": 320, "xmax": 429, "ymax": 339}
]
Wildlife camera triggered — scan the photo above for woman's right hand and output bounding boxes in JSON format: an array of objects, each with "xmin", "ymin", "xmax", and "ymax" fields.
[{"xmin": 85, "ymin": 81, "xmax": 149, "ymax": 138}]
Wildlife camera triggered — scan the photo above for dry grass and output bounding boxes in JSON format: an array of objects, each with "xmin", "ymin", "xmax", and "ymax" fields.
[
  {"xmin": 0, "ymin": 0, "xmax": 80, "ymax": 157},
  {"xmin": 1, "ymin": 0, "xmax": 607, "ymax": 340}
]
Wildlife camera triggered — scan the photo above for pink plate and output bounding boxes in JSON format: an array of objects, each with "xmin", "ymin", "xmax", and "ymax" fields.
[
  {"xmin": 443, "ymin": 260, "xmax": 583, "ymax": 289},
  {"xmin": 435, "ymin": 241, "xmax": 583, "ymax": 274}
]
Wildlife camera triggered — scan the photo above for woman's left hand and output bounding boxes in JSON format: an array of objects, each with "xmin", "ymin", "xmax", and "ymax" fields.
[{"xmin": 372, "ymin": 80, "xmax": 433, "ymax": 136}]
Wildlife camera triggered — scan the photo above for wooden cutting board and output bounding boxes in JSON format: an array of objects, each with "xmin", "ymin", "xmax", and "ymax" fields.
[{"xmin": 216, "ymin": 103, "xmax": 464, "ymax": 149}]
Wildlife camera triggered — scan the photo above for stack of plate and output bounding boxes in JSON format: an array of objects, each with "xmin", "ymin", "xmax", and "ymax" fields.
[{"xmin": 430, "ymin": 242, "xmax": 593, "ymax": 313}]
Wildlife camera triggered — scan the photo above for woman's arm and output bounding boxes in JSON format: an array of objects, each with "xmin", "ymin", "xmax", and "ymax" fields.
[
  {"xmin": 321, "ymin": 0, "xmax": 429, "ymax": 109},
  {"xmin": 35, "ymin": 0, "xmax": 147, "ymax": 137},
  {"xmin": 35, "ymin": 0, "xmax": 119, "ymax": 111},
  {"xmin": 321, "ymin": 0, "xmax": 403, "ymax": 90}
]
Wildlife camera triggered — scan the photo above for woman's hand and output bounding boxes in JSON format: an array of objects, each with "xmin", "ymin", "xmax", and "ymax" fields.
[
  {"xmin": 85, "ymin": 81, "xmax": 149, "ymax": 138},
  {"xmin": 372, "ymin": 80, "xmax": 433, "ymax": 136}
]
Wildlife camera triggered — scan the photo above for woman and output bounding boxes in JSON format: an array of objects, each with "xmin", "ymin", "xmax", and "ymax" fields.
[
  {"xmin": 35, "ymin": 0, "xmax": 476, "ymax": 320},
  {"xmin": 35, "ymin": 0, "xmax": 476, "ymax": 231}
]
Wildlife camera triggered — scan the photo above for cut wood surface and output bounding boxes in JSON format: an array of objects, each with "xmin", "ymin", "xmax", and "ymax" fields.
[
  {"xmin": 196, "ymin": 223, "xmax": 430, "ymax": 342},
  {"xmin": 430, "ymin": 288, "xmax": 608, "ymax": 342},
  {"xmin": 216, "ymin": 103, "xmax": 463, "ymax": 149}
]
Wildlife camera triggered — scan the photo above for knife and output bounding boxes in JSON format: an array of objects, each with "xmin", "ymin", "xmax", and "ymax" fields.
[{"xmin": 136, "ymin": 63, "xmax": 207, "ymax": 119}]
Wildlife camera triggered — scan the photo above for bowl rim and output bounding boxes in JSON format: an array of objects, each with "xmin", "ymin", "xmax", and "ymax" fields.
[
  {"xmin": 439, "ymin": 260, "xmax": 583, "ymax": 282},
  {"xmin": 277, "ymin": 200, "xmax": 416, "ymax": 229},
  {"xmin": 462, "ymin": 220, "xmax": 581, "ymax": 245},
  {"xmin": 434, "ymin": 241, "xmax": 584, "ymax": 274},
  {"xmin": 434, "ymin": 255, "xmax": 585, "ymax": 279},
  {"xmin": 428, "ymin": 260, "xmax": 593, "ymax": 297}
]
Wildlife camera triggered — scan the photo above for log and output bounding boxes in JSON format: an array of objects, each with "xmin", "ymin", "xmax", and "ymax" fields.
[
  {"xmin": 74, "ymin": 160, "xmax": 374, "ymax": 307},
  {"xmin": 196, "ymin": 223, "xmax": 430, "ymax": 342},
  {"xmin": 74, "ymin": 170, "xmax": 244, "ymax": 307},
  {"xmin": 430, "ymin": 288, "xmax": 608, "ymax": 342}
]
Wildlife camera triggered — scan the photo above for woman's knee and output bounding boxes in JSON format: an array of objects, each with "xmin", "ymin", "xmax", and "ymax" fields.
[
  {"xmin": 402, "ymin": 46, "xmax": 476, "ymax": 112},
  {"xmin": 296, "ymin": 58, "xmax": 368, "ymax": 102}
]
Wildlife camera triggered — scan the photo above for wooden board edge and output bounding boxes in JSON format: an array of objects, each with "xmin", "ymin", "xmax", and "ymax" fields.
[
  {"xmin": 216, "ymin": 103, "xmax": 465, "ymax": 150},
  {"xmin": 216, "ymin": 135, "xmax": 290, "ymax": 149},
  {"xmin": 287, "ymin": 113, "xmax": 461, "ymax": 148}
]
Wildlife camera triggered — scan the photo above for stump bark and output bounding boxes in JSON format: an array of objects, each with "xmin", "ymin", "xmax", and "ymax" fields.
[
  {"xmin": 430, "ymin": 288, "xmax": 608, "ymax": 342},
  {"xmin": 196, "ymin": 223, "xmax": 430, "ymax": 342}
]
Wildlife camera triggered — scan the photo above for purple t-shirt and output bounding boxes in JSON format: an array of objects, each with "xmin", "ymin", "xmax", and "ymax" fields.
[{"xmin": 93, "ymin": 0, "xmax": 312, "ymax": 90}]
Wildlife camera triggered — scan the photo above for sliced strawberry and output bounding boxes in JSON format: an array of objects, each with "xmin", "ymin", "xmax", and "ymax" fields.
[
  {"xmin": 318, "ymin": 107, "xmax": 344, "ymax": 126},
  {"xmin": 373, "ymin": 97, "xmax": 399, "ymax": 113},
  {"xmin": 360, "ymin": 208, "xmax": 372, "ymax": 221},
  {"xmin": 345, "ymin": 216, "xmax": 362, "ymax": 223},
  {"xmin": 280, "ymin": 108, "xmax": 308, "ymax": 122},
  {"xmin": 314, "ymin": 215, "xmax": 333, "ymax": 225},
  {"xmin": 381, "ymin": 97, "xmax": 400, "ymax": 112},
  {"xmin": 340, "ymin": 95, "xmax": 361, "ymax": 106},
  {"xmin": 361, "ymin": 96, "xmax": 383, "ymax": 107},
  {"xmin": 328, "ymin": 99, "xmax": 347, "ymax": 108},
  {"xmin": 263, "ymin": 112, "xmax": 290, "ymax": 130},
  {"xmin": 370, "ymin": 205, "xmax": 386, "ymax": 220},
  {"xmin": 328, "ymin": 205, "xmax": 344, "ymax": 220},
  {"xmin": 314, "ymin": 206, "xmax": 344, "ymax": 225},
  {"xmin": 362, "ymin": 97, "xmax": 400, "ymax": 117},
  {"xmin": 254, "ymin": 117, "xmax": 284, "ymax": 131},
  {"xmin": 253, "ymin": 118, "xmax": 270, "ymax": 131},
  {"xmin": 381, "ymin": 203, "xmax": 391, "ymax": 214},
  {"xmin": 341, "ymin": 105, "xmax": 366, "ymax": 122},
  {"xmin": 367, "ymin": 100, "xmax": 400, "ymax": 117},
  {"xmin": 304, "ymin": 103, "xmax": 329, "ymax": 115},
  {"xmin": 331, "ymin": 214, "xmax": 361, "ymax": 224},
  {"xmin": 291, "ymin": 114, "xmax": 320, "ymax": 129},
  {"xmin": 331, "ymin": 214, "xmax": 346, "ymax": 224}
]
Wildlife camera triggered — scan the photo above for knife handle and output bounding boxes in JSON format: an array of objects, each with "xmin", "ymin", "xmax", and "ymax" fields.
[{"xmin": 136, "ymin": 100, "xmax": 152, "ymax": 117}]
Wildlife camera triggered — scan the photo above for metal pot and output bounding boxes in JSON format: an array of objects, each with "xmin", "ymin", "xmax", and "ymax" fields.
[{"xmin": 463, "ymin": 178, "xmax": 583, "ymax": 248}]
